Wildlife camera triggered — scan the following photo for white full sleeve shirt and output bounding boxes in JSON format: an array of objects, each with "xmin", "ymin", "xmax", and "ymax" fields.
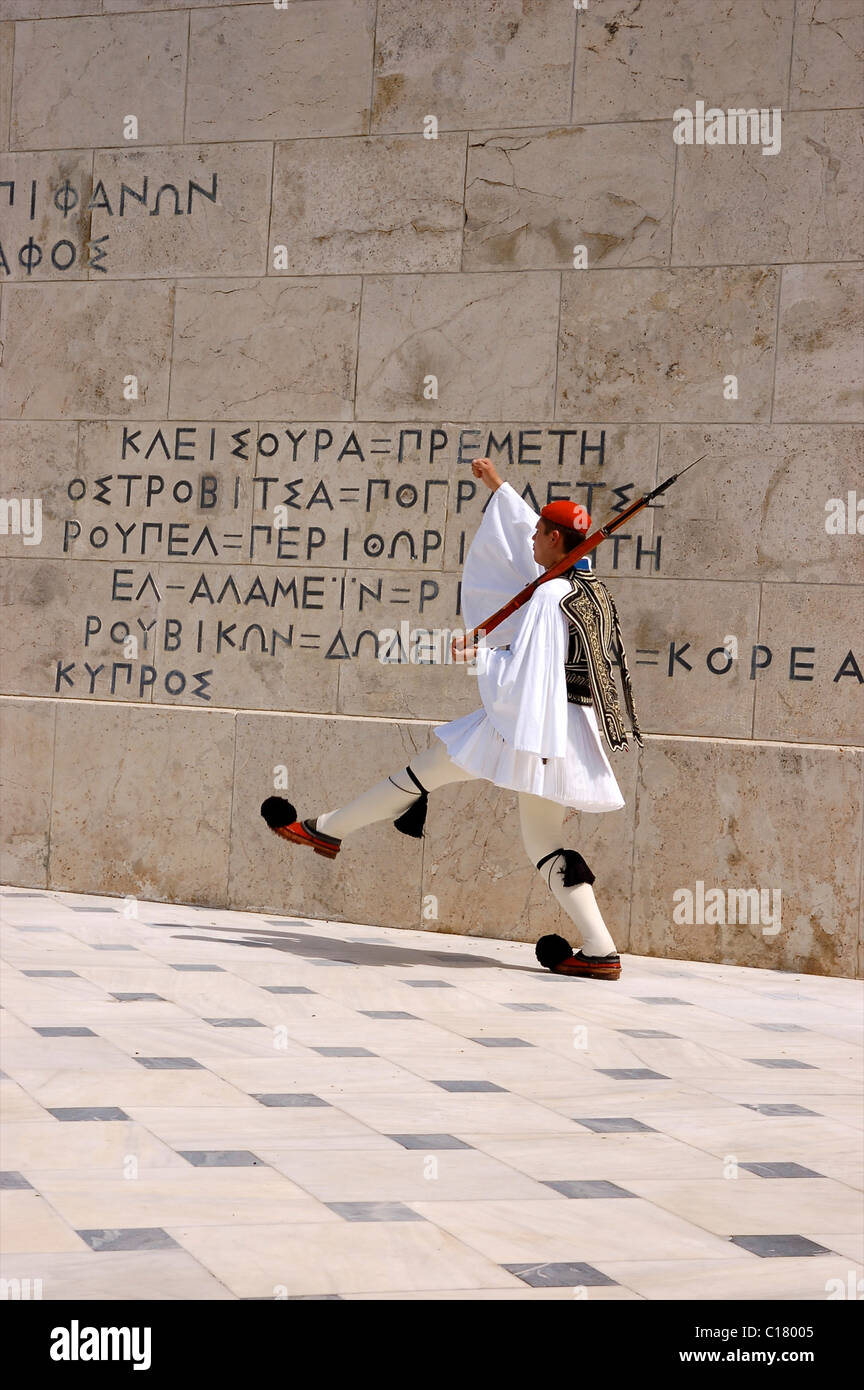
[{"xmin": 460, "ymin": 482, "xmax": 590, "ymax": 758}]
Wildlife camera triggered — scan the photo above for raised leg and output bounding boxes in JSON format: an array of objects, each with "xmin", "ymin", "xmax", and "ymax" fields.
[{"xmin": 315, "ymin": 737, "xmax": 477, "ymax": 840}]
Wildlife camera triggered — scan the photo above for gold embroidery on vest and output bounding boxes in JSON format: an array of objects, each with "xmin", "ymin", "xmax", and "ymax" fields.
[{"xmin": 559, "ymin": 575, "xmax": 641, "ymax": 753}]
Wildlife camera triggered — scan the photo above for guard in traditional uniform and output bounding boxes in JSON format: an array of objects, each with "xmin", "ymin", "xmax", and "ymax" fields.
[{"xmin": 262, "ymin": 457, "xmax": 642, "ymax": 979}]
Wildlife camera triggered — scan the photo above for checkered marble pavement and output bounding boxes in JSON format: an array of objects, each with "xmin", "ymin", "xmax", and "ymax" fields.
[{"xmin": 1, "ymin": 885, "xmax": 862, "ymax": 1301}]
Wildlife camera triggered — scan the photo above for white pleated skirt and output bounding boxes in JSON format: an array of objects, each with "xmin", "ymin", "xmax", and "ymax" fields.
[{"xmin": 434, "ymin": 704, "xmax": 627, "ymax": 811}]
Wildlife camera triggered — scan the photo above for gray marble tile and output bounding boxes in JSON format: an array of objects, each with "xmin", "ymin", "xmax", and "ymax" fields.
[
  {"xmin": 325, "ymin": 1202, "xmax": 425, "ymax": 1222},
  {"xmin": 753, "ymin": 1023, "xmax": 810, "ymax": 1033},
  {"xmin": 747, "ymin": 1059, "xmax": 818, "ymax": 1070},
  {"xmin": 22, "ymin": 971, "xmax": 79, "ymax": 978},
  {"xmin": 78, "ymin": 1228, "xmax": 180, "ymax": 1253},
  {"xmin": 433, "ymin": 1081, "xmax": 507, "ymax": 1093},
  {"xmin": 469, "ymin": 1038, "xmax": 533, "ymax": 1048},
  {"xmin": 505, "ymin": 1262, "xmax": 618, "ymax": 1288},
  {"xmin": 245, "ymin": 1294, "xmax": 343, "ymax": 1301},
  {"xmin": 740, "ymin": 1105, "xmax": 821, "ymax": 1118},
  {"xmin": 386, "ymin": 1135, "xmax": 474, "ymax": 1150},
  {"xmin": 263, "ymin": 987, "xmax": 316, "ymax": 995},
  {"xmin": 597, "ymin": 1069, "xmax": 669, "ymax": 1081},
  {"xmin": 617, "ymin": 1030, "xmax": 680, "ymax": 1039},
  {"xmin": 402, "ymin": 981, "xmax": 454, "ymax": 989},
  {"xmin": 312, "ymin": 1047, "xmax": 377, "ymax": 1058},
  {"xmin": 0, "ymin": 1172, "xmax": 33, "ymax": 1189},
  {"xmin": 634, "ymin": 998, "xmax": 693, "ymax": 1006},
  {"xmin": 503, "ymin": 1004, "xmax": 560, "ymax": 1013},
  {"xmin": 111, "ymin": 994, "xmax": 166, "ymax": 1003},
  {"xmin": 91, "ymin": 944, "xmax": 137, "ymax": 952},
  {"xmin": 48, "ymin": 1108, "xmax": 130, "ymax": 1121},
  {"xmin": 204, "ymin": 1018, "xmax": 265, "ymax": 1028},
  {"xmin": 169, "ymin": 965, "xmax": 225, "ymax": 973},
  {"xmin": 179, "ymin": 1151, "xmax": 266, "ymax": 1167},
  {"xmin": 34, "ymin": 1027, "xmax": 97, "ymax": 1037},
  {"xmin": 739, "ymin": 1163, "xmax": 824, "ymax": 1179},
  {"xmin": 574, "ymin": 1118, "xmax": 657, "ymax": 1134},
  {"xmin": 359, "ymin": 1011, "xmax": 418, "ymax": 1020},
  {"xmin": 542, "ymin": 1181, "xmax": 637, "ymax": 1200},
  {"xmin": 252, "ymin": 1095, "xmax": 331, "ymax": 1108},
  {"xmin": 134, "ymin": 1058, "xmax": 205, "ymax": 1071},
  {"xmin": 730, "ymin": 1235, "xmax": 833, "ymax": 1258}
]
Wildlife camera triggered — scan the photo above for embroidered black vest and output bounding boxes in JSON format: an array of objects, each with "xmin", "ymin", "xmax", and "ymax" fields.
[{"xmin": 558, "ymin": 569, "xmax": 643, "ymax": 753}]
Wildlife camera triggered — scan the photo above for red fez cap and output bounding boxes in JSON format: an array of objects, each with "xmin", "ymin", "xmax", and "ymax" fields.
[{"xmin": 540, "ymin": 499, "xmax": 591, "ymax": 533}]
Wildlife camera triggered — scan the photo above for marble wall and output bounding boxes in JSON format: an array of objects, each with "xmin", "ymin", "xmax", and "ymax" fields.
[{"xmin": 0, "ymin": 0, "xmax": 861, "ymax": 977}]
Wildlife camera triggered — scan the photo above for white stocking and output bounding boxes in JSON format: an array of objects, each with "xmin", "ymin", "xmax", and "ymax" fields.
[
  {"xmin": 315, "ymin": 738, "xmax": 477, "ymax": 840},
  {"xmin": 518, "ymin": 793, "xmax": 618, "ymax": 957}
]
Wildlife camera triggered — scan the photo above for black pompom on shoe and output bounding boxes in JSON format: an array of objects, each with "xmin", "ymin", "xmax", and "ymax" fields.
[
  {"xmin": 260, "ymin": 796, "xmax": 297, "ymax": 830},
  {"xmin": 535, "ymin": 933, "xmax": 574, "ymax": 969}
]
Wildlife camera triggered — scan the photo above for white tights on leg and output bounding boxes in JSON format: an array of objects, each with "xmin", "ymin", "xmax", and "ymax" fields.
[
  {"xmin": 315, "ymin": 738, "xmax": 476, "ymax": 841},
  {"xmin": 313, "ymin": 743, "xmax": 617, "ymax": 957},
  {"xmin": 518, "ymin": 793, "xmax": 618, "ymax": 957}
]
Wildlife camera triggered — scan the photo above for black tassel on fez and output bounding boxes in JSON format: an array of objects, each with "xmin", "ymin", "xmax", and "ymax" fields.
[{"xmin": 393, "ymin": 767, "xmax": 429, "ymax": 839}]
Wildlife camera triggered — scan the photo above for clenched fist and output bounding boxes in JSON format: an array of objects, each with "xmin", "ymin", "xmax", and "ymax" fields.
[
  {"xmin": 471, "ymin": 457, "xmax": 503, "ymax": 492},
  {"xmin": 450, "ymin": 631, "xmax": 478, "ymax": 663}
]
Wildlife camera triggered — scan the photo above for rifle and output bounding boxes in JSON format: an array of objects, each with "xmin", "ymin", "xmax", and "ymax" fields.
[{"xmin": 467, "ymin": 455, "xmax": 708, "ymax": 643}]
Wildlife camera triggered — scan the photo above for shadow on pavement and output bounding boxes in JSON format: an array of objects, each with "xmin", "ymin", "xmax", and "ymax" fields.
[{"xmin": 162, "ymin": 919, "xmax": 550, "ymax": 975}]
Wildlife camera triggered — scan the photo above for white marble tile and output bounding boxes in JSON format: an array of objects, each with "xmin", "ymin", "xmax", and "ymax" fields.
[
  {"xmin": 259, "ymin": 1148, "xmax": 553, "ymax": 1203},
  {"xmin": 170, "ymin": 1219, "xmax": 523, "ymax": 1298},
  {"xmin": 27, "ymin": 1168, "xmax": 335, "ymax": 1230},
  {"xmin": 619, "ymin": 1178, "xmax": 863, "ymax": 1236},
  {"xmin": 1, "ymin": 1191, "xmax": 90, "ymax": 1253},
  {"xmin": 595, "ymin": 1256, "xmax": 861, "ymax": 1302},
  {"xmin": 404, "ymin": 1197, "xmax": 747, "ymax": 1264},
  {"xmin": 2, "ymin": 887, "xmax": 860, "ymax": 1301},
  {"xmin": 0, "ymin": 1250, "xmax": 235, "ymax": 1301}
]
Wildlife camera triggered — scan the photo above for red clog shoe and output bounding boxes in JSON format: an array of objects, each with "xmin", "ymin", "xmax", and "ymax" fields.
[{"xmin": 260, "ymin": 798, "xmax": 342, "ymax": 858}]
